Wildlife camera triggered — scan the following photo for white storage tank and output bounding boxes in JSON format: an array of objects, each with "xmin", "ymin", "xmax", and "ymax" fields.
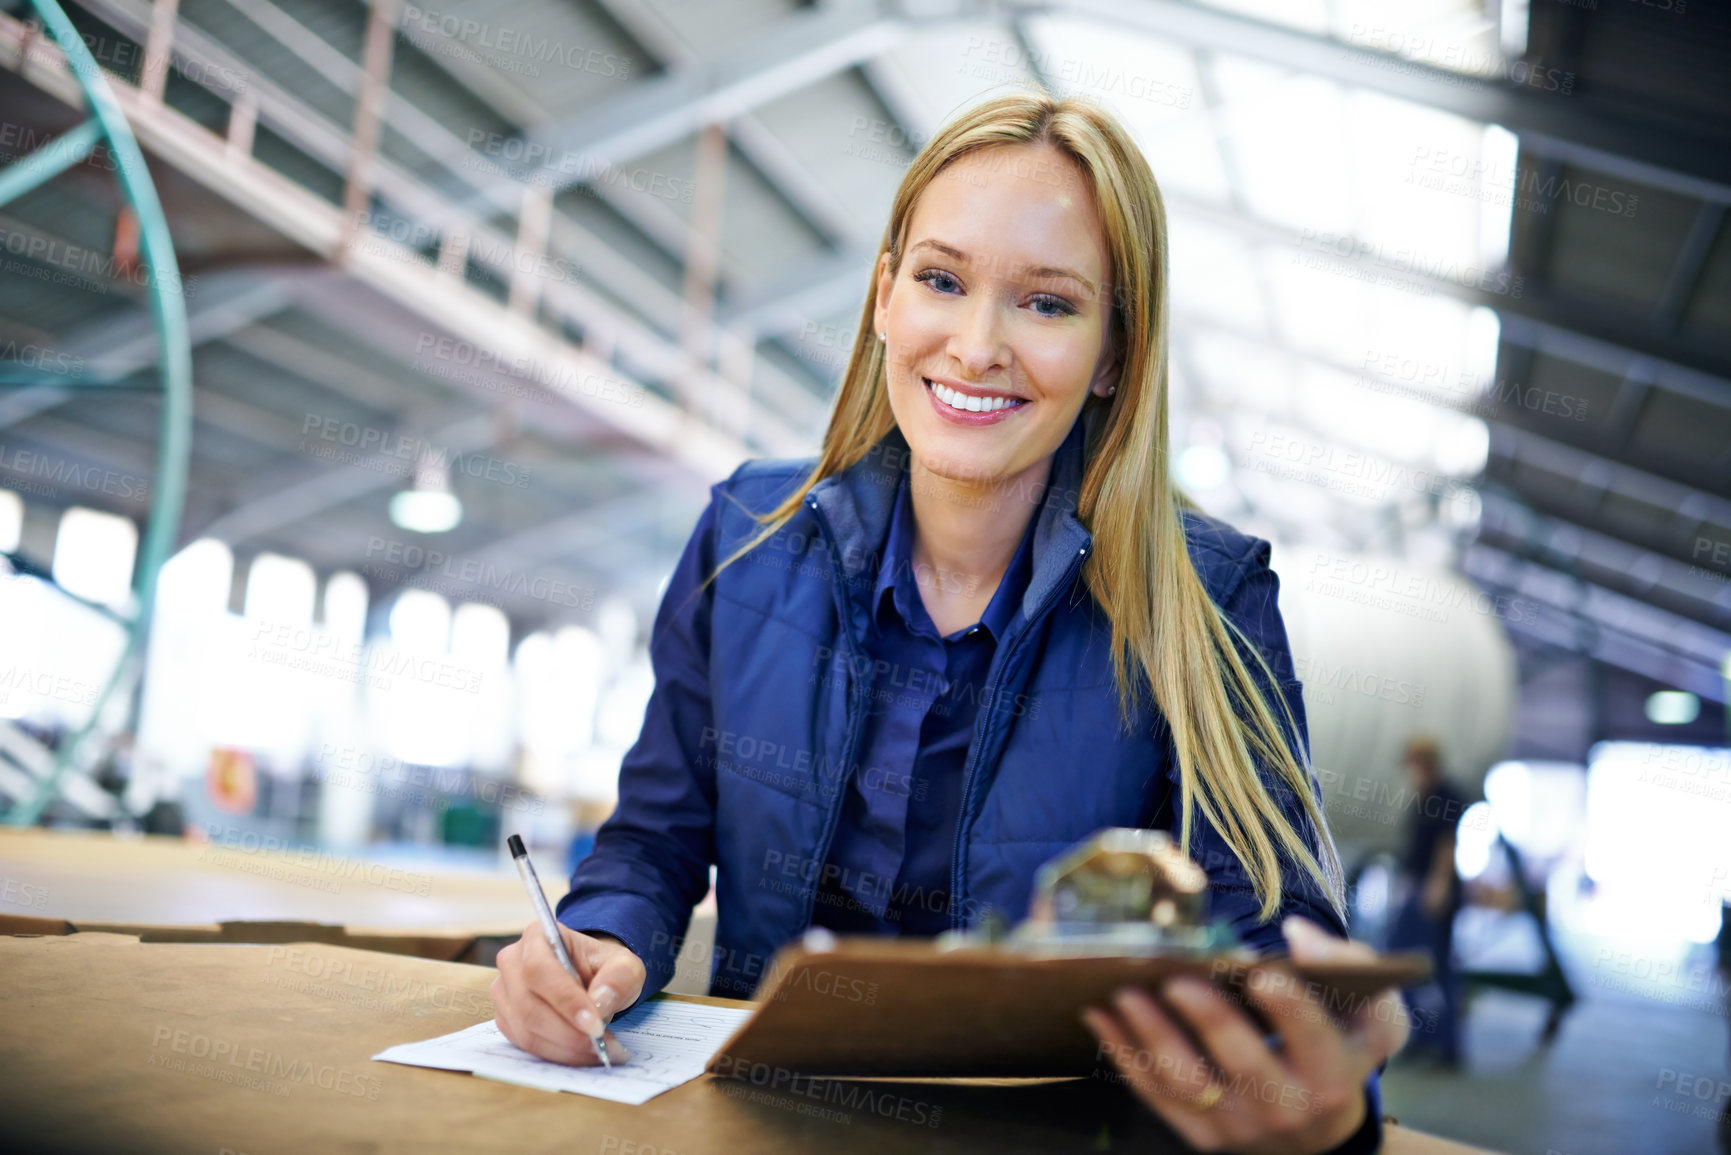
[{"xmin": 1276, "ymin": 548, "xmax": 1518, "ymax": 862}]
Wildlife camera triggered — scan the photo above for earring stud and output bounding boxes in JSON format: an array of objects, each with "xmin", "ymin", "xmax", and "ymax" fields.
[
  {"xmin": 1107, "ymin": 384, "xmax": 1117, "ymax": 395},
  {"xmin": 878, "ymin": 331, "xmax": 886, "ymax": 341}
]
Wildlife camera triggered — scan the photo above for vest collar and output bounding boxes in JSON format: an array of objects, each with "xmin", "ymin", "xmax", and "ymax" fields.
[{"xmin": 808, "ymin": 413, "xmax": 1095, "ymax": 635}]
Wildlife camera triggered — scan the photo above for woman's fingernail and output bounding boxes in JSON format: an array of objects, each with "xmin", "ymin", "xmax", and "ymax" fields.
[
  {"xmin": 576, "ymin": 1008, "xmax": 602, "ymax": 1035},
  {"xmin": 1164, "ymin": 977, "xmax": 1213, "ymax": 1007},
  {"xmin": 605, "ymin": 1038, "xmax": 633, "ymax": 1063},
  {"xmin": 592, "ymin": 985, "xmax": 619, "ymax": 1019}
]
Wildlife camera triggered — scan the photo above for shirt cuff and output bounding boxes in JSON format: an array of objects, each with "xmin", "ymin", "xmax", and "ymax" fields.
[
  {"xmin": 1320, "ymin": 1087, "xmax": 1384, "ymax": 1154},
  {"xmin": 555, "ymin": 891, "xmax": 682, "ymax": 1011}
]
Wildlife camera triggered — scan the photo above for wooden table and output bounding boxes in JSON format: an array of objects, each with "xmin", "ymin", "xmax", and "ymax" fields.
[
  {"xmin": 0, "ymin": 826, "xmax": 718, "ymax": 982},
  {"xmin": 0, "ymin": 932, "xmax": 1498, "ymax": 1154},
  {"xmin": 0, "ymin": 825, "xmax": 537, "ymax": 931}
]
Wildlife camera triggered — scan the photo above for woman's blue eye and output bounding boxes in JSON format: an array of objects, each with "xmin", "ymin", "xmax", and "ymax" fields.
[
  {"xmin": 915, "ymin": 269, "xmax": 960, "ymax": 294},
  {"xmin": 1032, "ymin": 295, "xmax": 1077, "ymax": 318}
]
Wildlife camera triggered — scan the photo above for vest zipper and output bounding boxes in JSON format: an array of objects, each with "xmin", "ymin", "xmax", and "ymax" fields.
[
  {"xmin": 946, "ymin": 542, "xmax": 1090, "ymax": 930},
  {"xmin": 799, "ymin": 494, "xmax": 873, "ymax": 932}
]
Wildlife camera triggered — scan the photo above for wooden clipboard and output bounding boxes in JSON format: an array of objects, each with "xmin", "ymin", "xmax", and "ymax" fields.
[{"xmin": 707, "ymin": 938, "xmax": 1432, "ymax": 1079}]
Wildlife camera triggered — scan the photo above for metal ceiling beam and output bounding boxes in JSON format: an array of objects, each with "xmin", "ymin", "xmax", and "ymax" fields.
[
  {"xmin": 1653, "ymin": 202, "xmax": 1724, "ymax": 332},
  {"xmin": 1476, "ymin": 489, "xmax": 1731, "ymax": 627},
  {"xmin": 1, "ymin": 6, "xmax": 791, "ymax": 471},
  {"xmin": 1156, "ymin": 192, "xmax": 1731, "ymax": 396},
  {"xmin": 467, "ymin": 0, "xmax": 1731, "ymax": 217},
  {"xmin": 589, "ymin": 0, "xmax": 863, "ymax": 246},
  {"xmin": 51, "ymin": 0, "xmax": 820, "ymax": 451},
  {"xmin": 454, "ymin": 2, "xmax": 908, "ymax": 213},
  {"xmin": 278, "ymin": 277, "xmax": 717, "ymax": 514},
  {"xmin": 0, "ymin": 260, "xmax": 308, "ymax": 431},
  {"xmin": 1486, "ymin": 422, "xmax": 1731, "ymax": 546},
  {"xmin": 1059, "ymin": 0, "xmax": 1731, "ymax": 204},
  {"xmin": 1463, "ymin": 541, "xmax": 1730, "ymax": 703}
]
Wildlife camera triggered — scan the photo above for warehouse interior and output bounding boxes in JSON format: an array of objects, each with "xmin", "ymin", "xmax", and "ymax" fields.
[{"xmin": 0, "ymin": 0, "xmax": 1727, "ymax": 1152}]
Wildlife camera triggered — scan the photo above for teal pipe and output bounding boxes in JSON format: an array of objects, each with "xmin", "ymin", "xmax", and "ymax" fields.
[
  {"xmin": 5, "ymin": 0, "xmax": 193, "ymax": 826},
  {"xmin": 0, "ymin": 117, "xmax": 100, "ymax": 208}
]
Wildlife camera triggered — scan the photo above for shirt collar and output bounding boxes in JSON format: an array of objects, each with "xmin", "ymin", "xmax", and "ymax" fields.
[{"xmin": 872, "ymin": 464, "xmax": 1045, "ymax": 644}]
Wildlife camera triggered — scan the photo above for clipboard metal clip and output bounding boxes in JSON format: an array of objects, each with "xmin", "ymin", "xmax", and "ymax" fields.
[{"xmin": 939, "ymin": 828, "xmax": 1256, "ymax": 961}]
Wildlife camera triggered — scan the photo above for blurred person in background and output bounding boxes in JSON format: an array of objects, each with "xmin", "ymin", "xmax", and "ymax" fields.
[{"xmin": 1388, "ymin": 736, "xmax": 1465, "ymax": 1068}]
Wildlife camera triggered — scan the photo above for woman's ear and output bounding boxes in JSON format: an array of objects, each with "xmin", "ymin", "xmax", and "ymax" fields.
[
  {"xmin": 872, "ymin": 251, "xmax": 894, "ymax": 341},
  {"xmin": 1089, "ymin": 342, "xmax": 1122, "ymax": 399},
  {"xmin": 1089, "ymin": 292, "xmax": 1121, "ymax": 399}
]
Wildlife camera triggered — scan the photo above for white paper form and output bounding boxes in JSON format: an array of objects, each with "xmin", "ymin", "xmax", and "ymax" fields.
[{"xmin": 371, "ymin": 999, "xmax": 753, "ymax": 1106}]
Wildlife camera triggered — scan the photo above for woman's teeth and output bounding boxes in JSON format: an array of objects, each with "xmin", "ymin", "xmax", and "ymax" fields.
[{"xmin": 926, "ymin": 379, "xmax": 1023, "ymax": 413}]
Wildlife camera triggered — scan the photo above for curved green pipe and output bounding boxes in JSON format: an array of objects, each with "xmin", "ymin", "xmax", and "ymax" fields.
[{"xmin": 4, "ymin": 0, "xmax": 193, "ymax": 825}]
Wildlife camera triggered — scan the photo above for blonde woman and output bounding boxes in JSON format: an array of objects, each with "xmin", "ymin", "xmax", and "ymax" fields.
[{"xmin": 492, "ymin": 92, "xmax": 1409, "ymax": 1153}]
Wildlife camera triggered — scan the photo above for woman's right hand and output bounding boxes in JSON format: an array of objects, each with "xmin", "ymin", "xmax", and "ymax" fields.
[{"xmin": 490, "ymin": 923, "xmax": 647, "ymax": 1065}]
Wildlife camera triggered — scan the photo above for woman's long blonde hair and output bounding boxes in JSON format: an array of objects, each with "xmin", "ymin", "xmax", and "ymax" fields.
[{"xmin": 714, "ymin": 92, "xmax": 1344, "ymax": 923}]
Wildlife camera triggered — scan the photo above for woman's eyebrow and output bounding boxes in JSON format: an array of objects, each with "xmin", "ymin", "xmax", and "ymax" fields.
[{"xmin": 907, "ymin": 238, "xmax": 1097, "ymax": 295}]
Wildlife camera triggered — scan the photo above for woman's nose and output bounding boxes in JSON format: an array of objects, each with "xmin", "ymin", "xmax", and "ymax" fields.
[{"xmin": 947, "ymin": 298, "xmax": 1009, "ymax": 378}]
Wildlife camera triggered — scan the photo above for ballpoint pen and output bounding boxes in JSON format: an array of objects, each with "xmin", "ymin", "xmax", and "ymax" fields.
[{"xmin": 507, "ymin": 833, "xmax": 611, "ymax": 1069}]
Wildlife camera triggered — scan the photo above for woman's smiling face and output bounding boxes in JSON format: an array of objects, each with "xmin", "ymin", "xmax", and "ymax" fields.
[{"xmin": 874, "ymin": 140, "xmax": 1118, "ymax": 492}]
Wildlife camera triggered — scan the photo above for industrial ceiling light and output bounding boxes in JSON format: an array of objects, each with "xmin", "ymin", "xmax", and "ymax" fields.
[
  {"xmin": 390, "ymin": 455, "xmax": 462, "ymax": 534},
  {"xmin": 1644, "ymin": 690, "xmax": 1700, "ymax": 726}
]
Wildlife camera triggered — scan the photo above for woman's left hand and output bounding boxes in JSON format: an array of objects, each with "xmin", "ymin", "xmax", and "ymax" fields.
[{"xmin": 1080, "ymin": 916, "xmax": 1409, "ymax": 1154}]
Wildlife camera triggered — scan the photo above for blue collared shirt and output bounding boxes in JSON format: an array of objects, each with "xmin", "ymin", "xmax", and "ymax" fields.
[{"xmin": 812, "ymin": 466, "xmax": 1042, "ymax": 936}]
